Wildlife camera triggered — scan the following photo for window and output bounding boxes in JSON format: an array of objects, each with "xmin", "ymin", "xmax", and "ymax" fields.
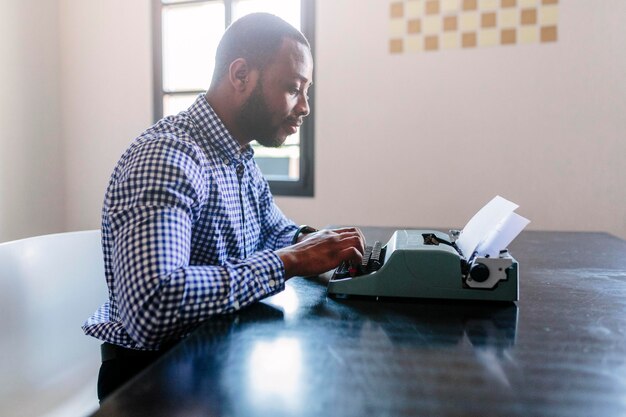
[{"xmin": 152, "ymin": 0, "xmax": 315, "ymax": 196}]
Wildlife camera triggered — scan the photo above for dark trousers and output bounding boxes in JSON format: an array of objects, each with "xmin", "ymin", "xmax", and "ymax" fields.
[{"xmin": 97, "ymin": 343, "xmax": 172, "ymax": 402}]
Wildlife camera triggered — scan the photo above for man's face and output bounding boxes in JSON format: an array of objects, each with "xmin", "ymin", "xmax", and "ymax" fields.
[{"xmin": 237, "ymin": 39, "xmax": 313, "ymax": 148}]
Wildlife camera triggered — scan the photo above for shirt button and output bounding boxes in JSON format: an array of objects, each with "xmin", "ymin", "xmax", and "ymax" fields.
[
  {"xmin": 269, "ymin": 280, "xmax": 276, "ymax": 288},
  {"xmin": 223, "ymin": 158, "xmax": 229, "ymax": 165}
]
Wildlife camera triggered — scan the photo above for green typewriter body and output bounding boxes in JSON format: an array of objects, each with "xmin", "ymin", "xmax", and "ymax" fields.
[{"xmin": 327, "ymin": 229, "xmax": 519, "ymax": 302}]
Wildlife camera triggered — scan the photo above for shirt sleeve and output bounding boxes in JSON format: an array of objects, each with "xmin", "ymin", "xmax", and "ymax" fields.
[{"xmin": 106, "ymin": 138, "xmax": 286, "ymax": 349}]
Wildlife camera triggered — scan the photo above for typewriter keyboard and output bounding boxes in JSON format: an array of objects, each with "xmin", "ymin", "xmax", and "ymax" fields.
[{"xmin": 333, "ymin": 241, "xmax": 386, "ymax": 279}]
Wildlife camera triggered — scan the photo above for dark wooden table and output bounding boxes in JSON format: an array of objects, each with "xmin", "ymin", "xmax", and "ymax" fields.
[{"xmin": 94, "ymin": 229, "xmax": 626, "ymax": 417}]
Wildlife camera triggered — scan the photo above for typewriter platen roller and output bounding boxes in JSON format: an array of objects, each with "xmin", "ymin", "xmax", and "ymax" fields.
[{"xmin": 327, "ymin": 229, "xmax": 519, "ymax": 302}]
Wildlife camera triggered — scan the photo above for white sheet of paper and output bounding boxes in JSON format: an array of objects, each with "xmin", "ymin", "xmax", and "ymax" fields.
[
  {"xmin": 456, "ymin": 196, "xmax": 519, "ymax": 258},
  {"xmin": 475, "ymin": 212, "xmax": 531, "ymax": 257}
]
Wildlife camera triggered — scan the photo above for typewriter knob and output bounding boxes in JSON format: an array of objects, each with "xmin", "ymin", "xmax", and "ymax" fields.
[{"xmin": 470, "ymin": 263, "xmax": 490, "ymax": 282}]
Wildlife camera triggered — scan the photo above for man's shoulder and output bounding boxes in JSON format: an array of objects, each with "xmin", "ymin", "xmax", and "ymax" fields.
[
  {"xmin": 127, "ymin": 130, "xmax": 199, "ymax": 162},
  {"xmin": 132, "ymin": 111, "xmax": 210, "ymax": 156},
  {"xmin": 111, "ymin": 120, "xmax": 207, "ymax": 178},
  {"xmin": 142, "ymin": 112, "xmax": 196, "ymax": 146}
]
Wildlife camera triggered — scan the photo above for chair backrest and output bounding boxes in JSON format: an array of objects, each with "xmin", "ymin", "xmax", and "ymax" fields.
[{"xmin": 0, "ymin": 230, "xmax": 108, "ymax": 416}]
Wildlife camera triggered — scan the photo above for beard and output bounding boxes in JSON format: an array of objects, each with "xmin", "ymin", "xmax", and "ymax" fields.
[{"xmin": 236, "ymin": 81, "xmax": 284, "ymax": 148}]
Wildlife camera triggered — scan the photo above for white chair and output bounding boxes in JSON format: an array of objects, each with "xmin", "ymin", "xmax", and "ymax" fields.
[{"xmin": 0, "ymin": 230, "xmax": 108, "ymax": 417}]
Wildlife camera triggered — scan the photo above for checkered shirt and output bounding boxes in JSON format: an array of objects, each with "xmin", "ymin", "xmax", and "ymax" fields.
[{"xmin": 82, "ymin": 95, "xmax": 298, "ymax": 350}]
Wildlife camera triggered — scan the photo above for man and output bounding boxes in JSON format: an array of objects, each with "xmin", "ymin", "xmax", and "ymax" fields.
[{"xmin": 83, "ymin": 13, "xmax": 365, "ymax": 400}]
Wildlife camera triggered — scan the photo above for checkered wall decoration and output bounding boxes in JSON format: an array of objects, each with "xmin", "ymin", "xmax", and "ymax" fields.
[{"xmin": 389, "ymin": 0, "xmax": 559, "ymax": 53}]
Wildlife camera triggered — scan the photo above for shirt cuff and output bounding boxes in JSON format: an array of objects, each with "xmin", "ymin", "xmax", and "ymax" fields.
[{"xmin": 249, "ymin": 249, "xmax": 286, "ymax": 295}]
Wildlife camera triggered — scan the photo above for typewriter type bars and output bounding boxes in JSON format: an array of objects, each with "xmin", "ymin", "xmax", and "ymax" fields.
[{"xmin": 334, "ymin": 241, "xmax": 386, "ymax": 279}]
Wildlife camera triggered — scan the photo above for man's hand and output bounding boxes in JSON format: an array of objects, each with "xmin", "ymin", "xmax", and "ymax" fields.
[{"xmin": 276, "ymin": 227, "xmax": 366, "ymax": 279}]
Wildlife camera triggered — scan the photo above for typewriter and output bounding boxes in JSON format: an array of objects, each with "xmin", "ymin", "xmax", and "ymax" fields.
[
  {"xmin": 326, "ymin": 196, "xmax": 529, "ymax": 302},
  {"xmin": 327, "ymin": 229, "xmax": 519, "ymax": 302}
]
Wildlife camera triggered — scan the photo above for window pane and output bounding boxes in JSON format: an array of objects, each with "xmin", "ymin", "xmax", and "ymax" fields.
[
  {"xmin": 282, "ymin": 131, "xmax": 299, "ymax": 146},
  {"xmin": 253, "ymin": 144, "xmax": 300, "ymax": 181},
  {"xmin": 157, "ymin": 0, "xmax": 311, "ymax": 191},
  {"xmin": 163, "ymin": 93, "xmax": 199, "ymax": 116},
  {"xmin": 232, "ymin": 0, "xmax": 301, "ymax": 29},
  {"xmin": 162, "ymin": 2, "xmax": 225, "ymax": 91}
]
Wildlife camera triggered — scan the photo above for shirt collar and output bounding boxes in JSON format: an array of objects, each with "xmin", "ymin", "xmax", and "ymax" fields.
[{"xmin": 187, "ymin": 94, "xmax": 254, "ymax": 165}]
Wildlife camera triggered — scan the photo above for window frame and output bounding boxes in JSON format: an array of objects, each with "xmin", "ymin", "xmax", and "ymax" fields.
[{"xmin": 151, "ymin": 0, "xmax": 315, "ymax": 197}]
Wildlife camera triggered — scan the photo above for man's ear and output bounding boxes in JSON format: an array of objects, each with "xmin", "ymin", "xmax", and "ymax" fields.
[{"xmin": 228, "ymin": 58, "xmax": 250, "ymax": 92}]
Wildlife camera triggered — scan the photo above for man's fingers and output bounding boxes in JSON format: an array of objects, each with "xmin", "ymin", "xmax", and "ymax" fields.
[
  {"xmin": 338, "ymin": 246, "xmax": 363, "ymax": 265},
  {"xmin": 332, "ymin": 227, "xmax": 363, "ymax": 237},
  {"xmin": 331, "ymin": 228, "xmax": 365, "ymax": 248},
  {"xmin": 329, "ymin": 233, "xmax": 363, "ymax": 255}
]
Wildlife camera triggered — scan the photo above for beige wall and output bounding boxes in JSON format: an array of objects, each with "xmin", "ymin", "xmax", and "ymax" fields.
[
  {"xmin": 1, "ymin": 0, "xmax": 625, "ymax": 242},
  {"xmin": 59, "ymin": 0, "xmax": 153, "ymax": 232},
  {"xmin": 0, "ymin": 0, "xmax": 66, "ymax": 242},
  {"xmin": 276, "ymin": 0, "xmax": 626, "ymax": 237}
]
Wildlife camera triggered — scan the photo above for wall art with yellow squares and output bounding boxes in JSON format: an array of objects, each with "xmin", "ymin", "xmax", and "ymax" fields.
[{"xmin": 389, "ymin": 0, "xmax": 559, "ymax": 54}]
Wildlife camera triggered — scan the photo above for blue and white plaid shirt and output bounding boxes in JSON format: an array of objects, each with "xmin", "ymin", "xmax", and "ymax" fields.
[{"xmin": 83, "ymin": 95, "xmax": 298, "ymax": 350}]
